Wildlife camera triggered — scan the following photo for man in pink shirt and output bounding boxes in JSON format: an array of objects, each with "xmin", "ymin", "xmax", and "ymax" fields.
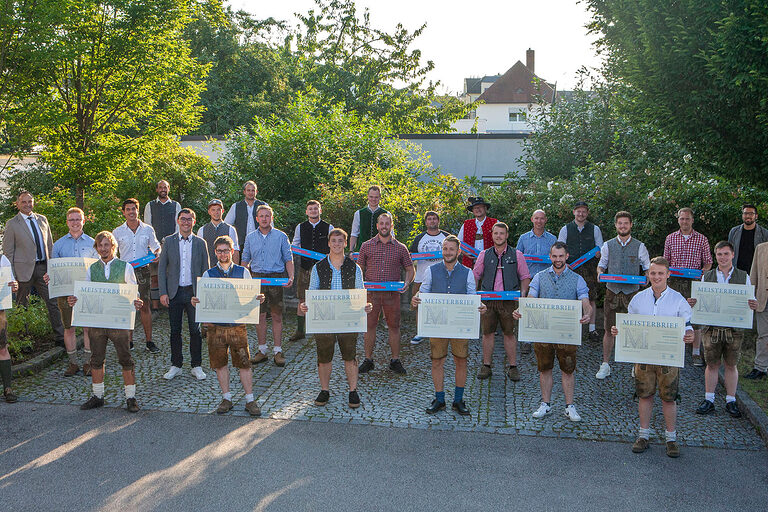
[{"xmin": 473, "ymin": 222, "xmax": 531, "ymax": 381}]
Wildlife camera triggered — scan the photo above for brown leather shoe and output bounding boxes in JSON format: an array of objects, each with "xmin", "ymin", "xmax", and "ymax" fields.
[
  {"xmin": 250, "ymin": 352, "xmax": 268, "ymax": 365},
  {"xmin": 4, "ymin": 387, "xmax": 18, "ymax": 403},
  {"xmin": 477, "ymin": 364, "xmax": 492, "ymax": 380},
  {"xmin": 245, "ymin": 400, "xmax": 261, "ymax": 417},
  {"xmin": 126, "ymin": 398, "xmax": 140, "ymax": 413},
  {"xmin": 216, "ymin": 398, "xmax": 233, "ymax": 414},
  {"xmin": 666, "ymin": 441, "xmax": 680, "ymax": 458},
  {"xmin": 82, "ymin": 363, "xmax": 91, "ymax": 377},
  {"xmin": 64, "ymin": 362, "xmax": 79, "ymax": 377},
  {"xmin": 506, "ymin": 365, "xmax": 520, "ymax": 381},
  {"xmin": 692, "ymin": 354, "xmax": 704, "ymax": 367},
  {"xmin": 632, "ymin": 437, "xmax": 649, "ymax": 453},
  {"xmin": 274, "ymin": 352, "xmax": 286, "ymax": 367}
]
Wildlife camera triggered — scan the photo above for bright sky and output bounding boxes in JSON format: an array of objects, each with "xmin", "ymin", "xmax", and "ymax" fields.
[{"xmin": 227, "ymin": 0, "xmax": 603, "ymax": 93}]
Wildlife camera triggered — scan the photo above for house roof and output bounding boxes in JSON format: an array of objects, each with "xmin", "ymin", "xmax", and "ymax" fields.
[
  {"xmin": 477, "ymin": 61, "xmax": 555, "ymax": 104},
  {"xmin": 464, "ymin": 75, "xmax": 501, "ymax": 94}
]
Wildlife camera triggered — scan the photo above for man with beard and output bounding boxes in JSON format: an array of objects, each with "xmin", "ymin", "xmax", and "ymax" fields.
[
  {"xmin": 728, "ymin": 204, "xmax": 768, "ymax": 273},
  {"xmin": 198, "ymin": 199, "xmax": 240, "ymax": 267},
  {"xmin": 144, "ymin": 180, "xmax": 181, "ymax": 310},
  {"xmin": 224, "ymin": 181, "xmax": 269, "ymax": 248},
  {"xmin": 350, "ymin": 185, "xmax": 387, "ymax": 252},
  {"xmin": 458, "ymin": 197, "xmax": 496, "ymax": 269},
  {"xmin": 596, "ymin": 211, "xmax": 650, "ymax": 379}
]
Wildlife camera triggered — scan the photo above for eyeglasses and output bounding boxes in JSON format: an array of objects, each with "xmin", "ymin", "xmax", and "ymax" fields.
[
  {"xmin": 178, "ymin": 217, "xmax": 194, "ymax": 223},
  {"xmin": 215, "ymin": 249, "xmax": 231, "ymax": 253}
]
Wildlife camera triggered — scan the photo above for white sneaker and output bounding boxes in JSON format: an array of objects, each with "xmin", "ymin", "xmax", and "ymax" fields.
[
  {"xmin": 532, "ymin": 402, "xmax": 551, "ymax": 418},
  {"xmin": 410, "ymin": 336, "xmax": 423, "ymax": 345},
  {"xmin": 190, "ymin": 366, "xmax": 207, "ymax": 380},
  {"xmin": 595, "ymin": 362, "xmax": 611, "ymax": 379},
  {"xmin": 564, "ymin": 404, "xmax": 582, "ymax": 422},
  {"xmin": 163, "ymin": 366, "xmax": 182, "ymax": 380}
]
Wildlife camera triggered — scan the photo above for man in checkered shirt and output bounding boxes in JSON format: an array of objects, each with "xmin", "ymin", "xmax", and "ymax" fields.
[{"xmin": 663, "ymin": 207, "xmax": 712, "ymax": 367}]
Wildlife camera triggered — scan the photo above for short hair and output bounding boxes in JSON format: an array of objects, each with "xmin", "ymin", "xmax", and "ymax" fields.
[
  {"xmin": 156, "ymin": 180, "xmax": 169, "ymax": 188},
  {"xmin": 424, "ymin": 210, "xmax": 439, "ymax": 223},
  {"xmin": 377, "ymin": 211, "xmax": 393, "ymax": 224},
  {"xmin": 492, "ymin": 221, "xmax": 509, "ymax": 233},
  {"xmin": 122, "ymin": 198, "xmax": 140, "ymax": 210},
  {"xmin": 714, "ymin": 240, "xmax": 734, "ymax": 252},
  {"xmin": 443, "ymin": 234, "xmax": 460, "ymax": 249},
  {"xmin": 649, "ymin": 256, "xmax": 669, "ymax": 269},
  {"xmin": 214, "ymin": 235, "xmax": 234, "ymax": 250},
  {"xmin": 306, "ymin": 200, "xmax": 320, "ymax": 208},
  {"xmin": 550, "ymin": 241, "xmax": 568, "ymax": 254},
  {"xmin": 614, "ymin": 211, "xmax": 632, "ymax": 223},
  {"xmin": 243, "ymin": 180, "xmax": 257, "ymax": 191},
  {"xmin": 742, "ymin": 203, "xmax": 757, "ymax": 213},
  {"xmin": 177, "ymin": 208, "xmax": 196, "ymax": 220},
  {"xmin": 256, "ymin": 204, "xmax": 273, "ymax": 216},
  {"xmin": 93, "ymin": 231, "xmax": 118, "ymax": 255},
  {"xmin": 328, "ymin": 228, "xmax": 348, "ymax": 241},
  {"xmin": 66, "ymin": 207, "xmax": 84, "ymax": 219},
  {"xmin": 368, "ymin": 185, "xmax": 381, "ymax": 194},
  {"xmin": 677, "ymin": 207, "xmax": 694, "ymax": 217},
  {"xmin": 16, "ymin": 189, "xmax": 32, "ymax": 199}
]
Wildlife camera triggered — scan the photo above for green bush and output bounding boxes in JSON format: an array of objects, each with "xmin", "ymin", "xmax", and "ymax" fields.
[{"xmin": 6, "ymin": 296, "xmax": 54, "ymax": 359}]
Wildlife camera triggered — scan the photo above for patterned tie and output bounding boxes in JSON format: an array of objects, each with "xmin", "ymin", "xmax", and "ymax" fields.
[{"xmin": 28, "ymin": 217, "xmax": 44, "ymax": 261}]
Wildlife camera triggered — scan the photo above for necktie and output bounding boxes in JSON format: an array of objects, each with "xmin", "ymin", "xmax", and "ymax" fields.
[{"xmin": 28, "ymin": 217, "xmax": 44, "ymax": 261}]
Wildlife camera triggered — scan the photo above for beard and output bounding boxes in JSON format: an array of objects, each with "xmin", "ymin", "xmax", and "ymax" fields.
[
  {"xmin": 552, "ymin": 261, "xmax": 566, "ymax": 270},
  {"xmin": 378, "ymin": 229, "xmax": 391, "ymax": 238}
]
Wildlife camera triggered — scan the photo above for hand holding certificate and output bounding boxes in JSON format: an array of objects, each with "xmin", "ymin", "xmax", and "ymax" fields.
[
  {"xmin": 517, "ymin": 298, "xmax": 583, "ymax": 345},
  {"xmin": 691, "ymin": 281, "xmax": 755, "ymax": 329},
  {"xmin": 71, "ymin": 281, "xmax": 139, "ymax": 329},
  {"xmin": 195, "ymin": 277, "xmax": 263, "ymax": 324},
  {"xmin": 614, "ymin": 313, "xmax": 685, "ymax": 367},
  {"xmin": 305, "ymin": 289, "xmax": 368, "ymax": 334},
  {"xmin": 416, "ymin": 292, "xmax": 481, "ymax": 339},
  {"xmin": 47, "ymin": 257, "xmax": 98, "ymax": 298}
]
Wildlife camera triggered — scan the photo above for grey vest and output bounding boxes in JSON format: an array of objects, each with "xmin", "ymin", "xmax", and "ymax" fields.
[
  {"xmin": 480, "ymin": 247, "xmax": 520, "ymax": 292},
  {"xmin": 233, "ymin": 199, "xmax": 265, "ymax": 248},
  {"xmin": 429, "ymin": 262, "xmax": 470, "ymax": 294},
  {"xmin": 149, "ymin": 199, "xmax": 179, "ymax": 240},
  {"xmin": 606, "ymin": 237, "xmax": 643, "ymax": 294},
  {"xmin": 702, "ymin": 267, "xmax": 748, "ymax": 285},
  {"xmin": 537, "ymin": 267, "xmax": 581, "ymax": 300},
  {"xmin": 202, "ymin": 221, "xmax": 232, "ymax": 268}
]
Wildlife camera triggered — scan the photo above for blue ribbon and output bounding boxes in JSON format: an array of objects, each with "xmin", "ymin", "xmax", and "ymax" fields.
[
  {"xmin": 410, "ymin": 251, "xmax": 442, "ymax": 261},
  {"xmin": 598, "ymin": 274, "xmax": 647, "ymax": 285},
  {"xmin": 477, "ymin": 291, "xmax": 521, "ymax": 300},
  {"xmin": 259, "ymin": 278, "xmax": 290, "ymax": 286},
  {"xmin": 524, "ymin": 254, "xmax": 552, "ymax": 265},
  {"xmin": 364, "ymin": 281, "xmax": 405, "ymax": 291},
  {"xmin": 290, "ymin": 246, "xmax": 326, "ymax": 261},
  {"xmin": 569, "ymin": 246, "xmax": 600, "ymax": 270},
  {"xmin": 669, "ymin": 267, "xmax": 703, "ymax": 279},
  {"xmin": 130, "ymin": 251, "xmax": 154, "ymax": 269}
]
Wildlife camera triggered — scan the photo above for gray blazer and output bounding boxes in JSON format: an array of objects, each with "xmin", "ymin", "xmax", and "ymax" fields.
[
  {"xmin": 2, "ymin": 212, "xmax": 54, "ymax": 282},
  {"xmin": 158, "ymin": 233, "xmax": 209, "ymax": 299},
  {"xmin": 728, "ymin": 223, "xmax": 768, "ymax": 264}
]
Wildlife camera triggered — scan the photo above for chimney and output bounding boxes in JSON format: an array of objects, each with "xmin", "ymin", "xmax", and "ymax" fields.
[{"xmin": 526, "ymin": 48, "xmax": 535, "ymax": 73}]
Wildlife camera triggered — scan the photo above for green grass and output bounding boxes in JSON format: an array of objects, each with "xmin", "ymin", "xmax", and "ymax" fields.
[{"xmin": 738, "ymin": 331, "xmax": 768, "ymax": 415}]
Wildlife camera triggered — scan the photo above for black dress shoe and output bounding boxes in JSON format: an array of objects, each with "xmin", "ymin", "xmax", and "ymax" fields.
[
  {"xmin": 389, "ymin": 359, "xmax": 407, "ymax": 375},
  {"xmin": 744, "ymin": 369, "xmax": 767, "ymax": 380},
  {"xmin": 695, "ymin": 399, "xmax": 715, "ymax": 415},
  {"xmin": 452, "ymin": 400, "xmax": 471, "ymax": 416},
  {"xmin": 80, "ymin": 395, "xmax": 104, "ymax": 410},
  {"xmin": 358, "ymin": 359, "xmax": 374, "ymax": 373},
  {"xmin": 425, "ymin": 398, "xmax": 446, "ymax": 414},
  {"xmin": 145, "ymin": 341, "xmax": 160, "ymax": 353},
  {"xmin": 725, "ymin": 401, "xmax": 742, "ymax": 418}
]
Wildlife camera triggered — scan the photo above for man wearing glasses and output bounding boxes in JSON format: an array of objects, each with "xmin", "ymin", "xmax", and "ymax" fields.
[{"xmin": 728, "ymin": 204, "xmax": 768, "ymax": 273}]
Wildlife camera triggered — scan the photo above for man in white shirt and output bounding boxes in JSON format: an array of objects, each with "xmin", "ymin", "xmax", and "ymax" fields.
[
  {"xmin": 198, "ymin": 199, "xmax": 240, "ymax": 267},
  {"xmin": 223, "ymin": 180, "xmax": 268, "ymax": 247},
  {"xmin": 611, "ymin": 256, "xmax": 694, "ymax": 458},
  {"xmin": 350, "ymin": 185, "xmax": 387, "ymax": 251},
  {"xmin": 112, "ymin": 198, "xmax": 161, "ymax": 352}
]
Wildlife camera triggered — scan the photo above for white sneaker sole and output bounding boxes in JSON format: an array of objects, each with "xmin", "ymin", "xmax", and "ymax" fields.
[
  {"xmin": 565, "ymin": 411, "xmax": 582, "ymax": 422},
  {"xmin": 532, "ymin": 409, "xmax": 551, "ymax": 418},
  {"xmin": 595, "ymin": 367, "xmax": 611, "ymax": 379},
  {"xmin": 191, "ymin": 372, "xmax": 207, "ymax": 381},
  {"xmin": 163, "ymin": 372, "xmax": 180, "ymax": 380}
]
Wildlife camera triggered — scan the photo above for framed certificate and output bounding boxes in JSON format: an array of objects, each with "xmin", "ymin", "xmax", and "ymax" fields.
[
  {"xmin": 517, "ymin": 297, "xmax": 582, "ymax": 345},
  {"xmin": 614, "ymin": 313, "xmax": 685, "ymax": 367},
  {"xmin": 195, "ymin": 277, "xmax": 262, "ymax": 324},
  {"xmin": 305, "ymin": 289, "xmax": 367, "ymax": 334},
  {"xmin": 48, "ymin": 257, "xmax": 98, "ymax": 298},
  {"xmin": 71, "ymin": 281, "xmax": 138, "ymax": 329},
  {"xmin": 0, "ymin": 267, "xmax": 13, "ymax": 310},
  {"xmin": 416, "ymin": 292, "xmax": 481, "ymax": 340},
  {"xmin": 691, "ymin": 281, "xmax": 754, "ymax": 329}
]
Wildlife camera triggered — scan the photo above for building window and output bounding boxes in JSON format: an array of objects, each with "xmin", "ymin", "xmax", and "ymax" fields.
[{"xmin": 508, "ymin": 110, "xmax": 527, "ymax": 122}]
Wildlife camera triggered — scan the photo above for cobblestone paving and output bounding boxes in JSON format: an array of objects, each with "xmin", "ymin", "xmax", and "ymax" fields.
[{"xmin": 12, "ymin": 309, "xmax": 765, "ymax": 451}]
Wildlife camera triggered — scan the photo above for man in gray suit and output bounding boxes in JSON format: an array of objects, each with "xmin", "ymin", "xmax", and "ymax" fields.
[
  {"xmin": 728, "ymin": 204, "xmax": 768, "ymax": 273},
  {"xmin": 158, "ymin": 208, "xmax": 209, "ymax": 381},
  {"xmin": 2, "ymin": 190, "xmax": 64, "ymax": 344}
]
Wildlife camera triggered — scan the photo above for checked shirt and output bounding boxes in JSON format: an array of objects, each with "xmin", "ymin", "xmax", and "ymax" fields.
[
  {"xmin": 663, "ymin": 230, "xmax": 712, "ymax": 270},
  {"xmin": 357, "ymin": 236, "xmax": 413, "ymax": 282}
]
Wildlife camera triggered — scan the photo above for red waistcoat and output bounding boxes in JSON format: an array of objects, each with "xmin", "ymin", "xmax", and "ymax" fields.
[{"xmin": 462, "ymin": 217, "xmax": 497, "ymax": 268}]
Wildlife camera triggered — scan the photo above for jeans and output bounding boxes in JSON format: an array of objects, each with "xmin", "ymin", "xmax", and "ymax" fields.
[{"xmin": 169, "ymin": 285, "xmax": 202, "ymax": 368}]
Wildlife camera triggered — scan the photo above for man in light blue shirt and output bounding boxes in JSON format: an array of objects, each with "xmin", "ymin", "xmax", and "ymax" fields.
[{"xmin": 516, "ymin": 209, "xmax": 557, "ymax": 277}]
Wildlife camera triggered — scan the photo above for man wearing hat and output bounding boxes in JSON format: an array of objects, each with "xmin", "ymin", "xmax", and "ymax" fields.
[
  {"xmin": 198, "ymin": 199, "xmax": 240, "ymax": 268},
  {"xmin": 458, "ymin": 197, "xmax": 497, "ymax": 269},
  {"xmin": 558, "ymin": 201, "xmax": 604, "ymax": 342}
]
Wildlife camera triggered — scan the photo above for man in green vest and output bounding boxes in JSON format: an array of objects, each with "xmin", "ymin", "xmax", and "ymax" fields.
[
  {"xmin": 350, "ymin": 185, "xmax": 387, "ymax": 252},
  {"xmin": 68, "ymin": 231, "xmax": 145, "ymax": 413}
]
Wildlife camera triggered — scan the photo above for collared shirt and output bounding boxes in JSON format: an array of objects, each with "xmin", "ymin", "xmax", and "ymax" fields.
[
  {"xmin": 53, "ymin": 232, "xmax": 97, "ymax": 259},
  {"xmin": 197, "ymin": 222, "xmax": 240, "ymax": 251},
  {"xmin": 350, "ymin": 205, "xmax": 379, "ymax": 238},
  {"xmin": 1, "ymin": 254, "xmax": 15, "ymax": 280},
  {"xmin": 663, "ymin": 230, "xmax": 712, "ymax": 269},
  {"xmin": 20, "ymin": 212, "xmax": 47, "ymax": 261},
  {"xmin": 85, "ymin": 258, "xmax": 137, "ymax": 284},
  {"xmin": 516, "ymin": 229, "xmax": 557, "ymax": 276},
  {"xmin": 598, "ymin": 236, "xmax": 651, "ymax": 271},
  {"xmin": 472, "ymin": 245, "xmax": 531, "ymax": 291},
  {"xmin": 419, "ymin": 263, "xmax": 476, "ymax": 294},
  {"xmin": 241, "ymin": 227, "xmax": 292, "ymax": 273},
  {"xmin": 143, "ymin": 198, "xmax": 181, "ymax": 226},
  {"xmin": 113, "ymin": 221, "xmax": 161, "ymax": 262},
  {"xmin": 528, "ymin": 266, "xmax": 590, "ymax": 299},
  {"xmin": 557, "ymin": 223, "xmax": 604, "ymax": 246},
  {"xmin": 202, "ymin": 262, "xmax": 253, "ymax": 279},
  {"xmin": 223, "ymin": 200, "xmax": 272, "ymax": 236},
  {"xmin": 457, "ymin": 217, "xmax": 491, "ymax": 252},
  {"xmin": 702, "ymin": 266, "xmax": 753, "ymax": 286},
  {"xmin": 292, "ymin": 219, "xmax": 334, "ymax": 246},
  {"xmin": 357, "ymin": 236, "xmax": 413, "ymax": 282},
  {"xmin": 178, "ymin": 233, "xmax": 193, "ymax": 287},
  {"xmin": 308, "ymin": 257, "xmax": 364, "ymax": 290},
  {"xmin": 627, "ymin": 286, "xmax": 693, "ymax": 331}
]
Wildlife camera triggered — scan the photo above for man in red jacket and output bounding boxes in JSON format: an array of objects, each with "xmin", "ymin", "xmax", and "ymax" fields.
[{"xmin": 458, "ymin": 197, "xmax": 497, "ymax": 268}]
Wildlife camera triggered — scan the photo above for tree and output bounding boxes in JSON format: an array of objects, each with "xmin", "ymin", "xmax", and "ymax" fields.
[
  {"xmin": 586, "ymin": 0, "xmax": 768, "ymax": 187},
  {"xmin": 5, "ymin": 0, "xmax": 212, "ymax": 208}
]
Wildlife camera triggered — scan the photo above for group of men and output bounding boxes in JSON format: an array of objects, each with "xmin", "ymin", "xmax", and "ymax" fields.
[{"xmin": 1, "ymin": 182, "xmax": 765, "ymax": 458}]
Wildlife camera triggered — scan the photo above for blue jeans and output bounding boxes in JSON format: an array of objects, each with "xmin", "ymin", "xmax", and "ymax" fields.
[{"xmin": 169, "ymin": 286, "xmax": 202, "ymax": 368}]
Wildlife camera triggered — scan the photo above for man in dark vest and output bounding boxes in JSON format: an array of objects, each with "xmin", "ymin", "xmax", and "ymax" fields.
[
  {"xmin": 472, "ymin": 222, "xmax": 531, "ymax": 381},
  {"xmin": 692, "ymin": 241, "xmax": 757, "ymax": 418},
  {"xmin": 728, "ymin": 204, "xmax": 768, "ymax": 273},
  {"xmin": 198, "ymin": 199, "xmax": 240, "ymax": 267},
  {"xmin": 224, "ymin": 180, "xmax": 268, "ymax": 249},
  {"xmin": 596, "ymin": 211, "xmax": 651, "ymax": 380},
  {"xmin": 299, "ymin": 228, "xmax": 371, "ymax": 409},
  {"xmin": 557, "ymin": 201, "xmax": 604, "ymax": 342},
  {"xmin": 412, "ymin": 235, "xmax": 486, "ymax": 417},
  {"xmin": 350, "ymin": 185, "xmax": 386, "ymax": 252},
  {"xmin": 291, "ymin": 200, "xmax": 333, "ymax": 341},
  {"xmin": 144, "ymin": 180, "xmax": 181, "ymax": 310},
  {"xmin": 514, "ymin": 242, "xmax": 591, "ymax": 422},
  {"xmin": 458, "ymin": 197, "xmax": 496, "ymax": 268}
]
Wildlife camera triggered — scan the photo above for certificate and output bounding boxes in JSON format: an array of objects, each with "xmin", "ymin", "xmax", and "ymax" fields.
[
  {"xmin": 691, "ymin": 281, "xmax": 754, "ymax": 329},
  {"xmin": 614, "ymin": 313, "xmax": 685, "ymax": 367},
  {"xmin": 0, "ymin": 267, "xmax": 13, "ymax": 310},
  {"xmin": 416, "ymin": 292, "xmax": 480, "ymax": 339},
  {"xmin": 517, "ymin": 297, "xmax": 582, "ymax": 345},
  {"xmin": 195, "ymin": 277, "xmax": 261, "ymax": 324},
  {"xmin": 71, "ymin": 281, "xmax": 138, "ymax": 329},
  {"xmin": 305, "ymin": 289, "xmax": 367, "ymax": 334},
  {"xmin": 48, "ymin": 257, "xmax": 98, "ymax": 298}
]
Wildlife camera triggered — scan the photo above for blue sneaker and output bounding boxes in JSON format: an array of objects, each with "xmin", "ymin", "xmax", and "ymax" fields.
[{"xmin": 411, "ymin": 336, "xmax": 424, "ymax": 345}]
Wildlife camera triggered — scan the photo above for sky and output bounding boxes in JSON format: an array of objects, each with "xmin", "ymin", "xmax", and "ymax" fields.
[{"xmin": 227, "ymin": 0, "xmax": 603, "ymax": 93}]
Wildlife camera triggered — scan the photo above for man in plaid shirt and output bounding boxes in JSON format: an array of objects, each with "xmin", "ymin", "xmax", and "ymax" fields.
[
  {"xmin": 663, "ymin": 207, "xmax": 712, "ymax": 366},
  {"xmin": 357, "ymin": 212, "xmax": 415, "ymax": 375}
]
